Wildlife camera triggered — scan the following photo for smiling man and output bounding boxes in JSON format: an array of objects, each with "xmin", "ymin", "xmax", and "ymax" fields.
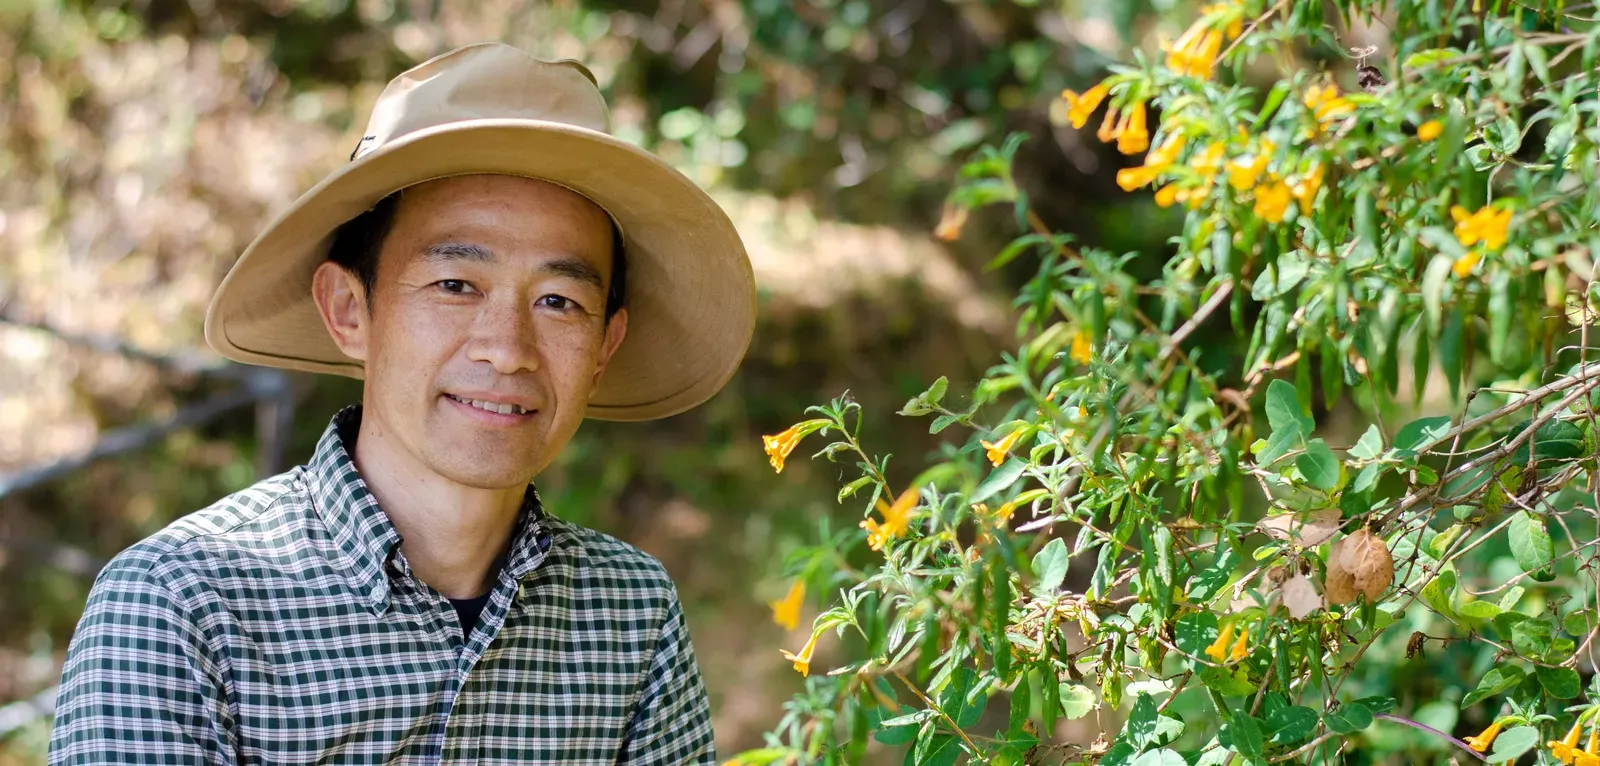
[{"xmin": 47, "ymin": 44, "xmax": 753, "ymax": 765}]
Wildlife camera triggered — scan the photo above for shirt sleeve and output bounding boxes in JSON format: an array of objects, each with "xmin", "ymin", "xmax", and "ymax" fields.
[
  {"xmin": 616, "ymin": 586, "xmax": 715, "ymax": 765},
  {"xmin": 48, "ymin": 557, "xmax": 235, "ymax": 765}
]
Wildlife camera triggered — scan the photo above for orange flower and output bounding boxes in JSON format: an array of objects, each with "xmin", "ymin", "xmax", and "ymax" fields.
[
  {"xmin": 780, "ymin": 630, "xmax": 820, "ymax": 676},
  {"xmin": 1290, "ymin": 163, "xmax": 1324, "ymax": 215},
  {"xmin": 1452, "ymin": 251, "xmax": 1482, "ymax": 279},
  {"xmin": 1227, "ymin": 140, "xmax": 1274, "ymax": 191},
  {"xmin": 1096, "ymin": 107, "xmax": 1120, "ymax": 143},
  {"xmin": 1228, "ymin": 626, "xmax": 1250, "ymax": 662},
  {"xmin": 1070, "ymin": 329, "xmax": 1094, "ymax": 364},
  {"xmin": 1204, "ymin": 623, "xmax": 1235, "ymax": 662},
  {"xmin": 1115, "ymin": 102, "xmax": 1150, "ymax": 154},
  {"xmin": 981, "ymin": 427, "xmax": 1025, "ymax": 467},
  {"xmin": 1154, "ymin": 184, "xmax": 1181, "ymax": 208},
  {"xmin": 1551, "ymin": 720, "xmax": 1585, "ymax": 765},
  {"xmin": 1464, "ymin": 720, "xmax": 1503, "ymax": 752},
  {"xmin": 934, "ymin": 203, "xmax": 968, "ymax": 242},
  {"xmin": 1451, "ymin": 204, "xmax": 1512, "ymax": 250},
  {"xmin": 762, "ymin": 425, "xmax": 805, "ymax": 473},
  {"xmin": 1062, "ymin": 82, "xmax": 1111, "ymax": 129},
  {"xmin": 1305, "ymin": 83, "xmax": 1355, "ymax": 123},
  {"xmin": 1117, "ymin": 165, "xmax": 1163, "ymax": 192},
  {"xmin": 768, "ymin": 580, "xmax": 805, "ymax": 631},
  {"xmin": 1253, "ymin": 178, "xmax": 1293, "ymax": 223},
  {"xmin": 860, "ymin": 487, "xmax": 918, "ymax": 551},
  {"xmin": 1418, "ymin": 119, "xmax": 1443, "ymax": 141}
]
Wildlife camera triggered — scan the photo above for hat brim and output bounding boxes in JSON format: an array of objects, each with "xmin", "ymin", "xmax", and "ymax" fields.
[{"xmin": 205, "ymin": 119, "xmax": 755, "ymax": 422}]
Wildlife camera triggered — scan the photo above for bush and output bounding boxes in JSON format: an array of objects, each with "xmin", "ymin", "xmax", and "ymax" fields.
[{"xmin": 735, "ymin": 1, "xmax": 1600, "ymax": 764}]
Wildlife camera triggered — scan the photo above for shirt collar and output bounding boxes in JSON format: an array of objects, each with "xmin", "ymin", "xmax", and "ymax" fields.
[{"xmin": 305, "ymin": 406, "xmax": 552, "ymax": 611}]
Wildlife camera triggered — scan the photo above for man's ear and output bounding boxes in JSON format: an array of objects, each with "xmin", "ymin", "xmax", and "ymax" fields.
[
  {"xmin": 589, "ymin": 307, "xmax": 629, "ymax": 392},
  {"xmin": 311, "ymin": 261, "xmax": 371, "ymax": 363}
]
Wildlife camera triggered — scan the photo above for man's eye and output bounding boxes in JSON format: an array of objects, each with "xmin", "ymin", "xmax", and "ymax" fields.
[
  {"xmin": 435, "ymin": 280, "xmax": 470, "ymax": 294},
  {"xmin": 538, "ymin": 295, "xmax": 577, "ymax": 311}
]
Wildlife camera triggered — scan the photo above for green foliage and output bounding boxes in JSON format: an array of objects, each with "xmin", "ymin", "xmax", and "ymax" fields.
[{"xmin": 742, "ymin": 1, "xmax": 1600, "ymax": 763}]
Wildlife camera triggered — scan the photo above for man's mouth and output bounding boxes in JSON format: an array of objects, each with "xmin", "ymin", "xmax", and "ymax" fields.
[{"xmin": 444, "ymin": 393, "xmax": 533, "ymax": 416}]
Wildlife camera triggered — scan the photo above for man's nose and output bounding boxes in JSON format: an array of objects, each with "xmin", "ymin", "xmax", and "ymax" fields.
[{"xmin": 464, "ymin": 295, "xmax": 540, "ymax": 375}]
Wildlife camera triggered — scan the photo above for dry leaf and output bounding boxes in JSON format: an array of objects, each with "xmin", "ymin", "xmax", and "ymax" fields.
[
  {"xmin": 1259, "ymin": 508, "xmax": 1342, "ymax": 547},
  {"xmin": 1323, "ymin": 560, "xmax": 1359, "ymax": 605},
  {"xmin": 1281, "ymin": 573, "xmax": 1323, "ymax": 618}
]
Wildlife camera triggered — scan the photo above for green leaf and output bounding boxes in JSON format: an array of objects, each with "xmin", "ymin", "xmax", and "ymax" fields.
[
  {"xmin": 1511, "ymin": 618, "xmax": 1555, "ymax": 658},
  {"xmin": 917, "ymin": 734, "xmax": 961, "ymax": 766},
  {"xmin": 1296, "ymin": 439, "xmax": 1341, "ymax": 491},
  {"xmin": 1421, "ymin": 252, "xmax": 1456, "ymax": 336},
  {"xmin": 940, "ymin": 668, "xmax": 987, "ymax": 728},
  {"xmin": 1394, "ymin": 416, "xmax": 1452, "ymax": 452},
  {"xmin": 1060, "ymin": 684, "xmax": 1096, "ymax": 720},
  {"xmin": 1349, "ymin": 425, "xmax": 1384, "ymax": 460},
  {"xmin": 1266, "ymin": 379, "xmax": 1314, "ymax": 439},
  {"xmin": 1174, "ymin": 611, "xmax": 1220, "ymax": 657},
  {"xmin": 1511, "ymin": 420, "xmax": 1587, "ymax": 465},
  {"xmin": 1420, "ymin": 569, "xmax": 1457, "ymax": 619},
  {"xmin": 1508, "ymin": 511, "xmax": 1554, "ymax": 577},
  {"xmin": 1200, "ymin": 666, "xmax": 1257, "ymax": 697},
  {"xmin": 1458, "ymin": 600, "xmax": 1502, "ymax": 621},
  {"xmin": 1032, "ymin": 538, "xmax": 1070, "ymax": 593},
  {"xmin": 1402, "ymin": 47, "xmax": 1463, "ymax": 68},
  {"xmin": 1462, "ymin": 666, "xmax": 1525, "ymax": 707},
  {"xmin": 1256, "ymin": 427, "xmax": 1300, "ymax": 469},
  {"xmin": 1323, "ymin": 702, "xmax": 1374, "ymax": 734},
  {"xmin": 1487, "ymin": 726, "xmax": 1539, "ymax": 762},
  {"xmin": 1537, "ymin": 666, "xmax": 1582, "ymax": 699},
  {"xmin": 1129, "ymin": 750, "xmax": 1186, "ymax": 766},
  {"xmin": 973, "ymin": 458, "xmax": 1027, "ymax": 503},
  {"xmin": 1266, "ymin": 706, "xmax": 1318, "ymax": 745},
  {"xmin": 1352, "ymin": 463, "xmax": 1383, "ymax": 493},
  {"xmin": 1125, "ymin": 695, "xmax": 1161, "ymax": 748},
  {"xmin": 1221, "ymin": 714, "xmax": 1264, "ymax": 759}
]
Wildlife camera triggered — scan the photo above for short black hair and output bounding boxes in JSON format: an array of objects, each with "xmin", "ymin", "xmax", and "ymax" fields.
[{"xmin": 326, "ymin": 190, "xmax": 628, "ymax": 321}]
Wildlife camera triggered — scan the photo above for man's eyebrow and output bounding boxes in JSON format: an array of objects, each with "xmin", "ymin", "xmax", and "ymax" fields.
[
  {"xmin": 541, "ymin": 258, "xmax": 606, "ymax": 290},
  {"xmin": 421, "ymin": 241, "xmax": 496, "ymax": 262}
]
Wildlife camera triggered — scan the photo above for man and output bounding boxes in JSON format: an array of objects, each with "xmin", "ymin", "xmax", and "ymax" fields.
[{"xmin": 46, "ymin": 43, "xmax": 754, "ymax": 765}]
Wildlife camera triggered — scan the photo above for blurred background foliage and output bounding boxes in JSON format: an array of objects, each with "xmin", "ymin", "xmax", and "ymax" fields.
[{"xmin": 0, "ymin": 0, "xmax": 1367, "ymax": 761}]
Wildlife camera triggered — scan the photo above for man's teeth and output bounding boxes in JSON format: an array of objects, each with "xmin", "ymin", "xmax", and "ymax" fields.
[{"xmin": 449, "ymin": 395, "xmax": 528, "ymax": 415}]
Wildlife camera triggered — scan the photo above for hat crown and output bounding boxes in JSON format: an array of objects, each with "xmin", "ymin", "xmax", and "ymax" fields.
[{"xmin": 354, "ymin": 43, "xmax": 610, "ymax": 161}]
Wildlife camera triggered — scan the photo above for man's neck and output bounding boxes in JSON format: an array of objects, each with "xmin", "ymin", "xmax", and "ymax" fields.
[{"xmin": 349, "ymin": 409, "xmax": 526, "ymax": 599}]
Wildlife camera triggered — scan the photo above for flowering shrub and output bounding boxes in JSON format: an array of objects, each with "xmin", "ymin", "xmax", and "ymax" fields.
[{"xmin": 736, "ymin": 1, "xmax": 1600, "ymax": 764}]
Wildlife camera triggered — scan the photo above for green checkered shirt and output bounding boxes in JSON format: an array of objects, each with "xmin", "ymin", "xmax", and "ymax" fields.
[{"xmin": 47, "ymin": 407, "xmax": 715, "ymax": 764}]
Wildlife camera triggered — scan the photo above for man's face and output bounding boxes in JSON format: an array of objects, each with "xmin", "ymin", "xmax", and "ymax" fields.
[{"xmin": 319, "ymin": 175, "xmax": 628, "ymax": 489}]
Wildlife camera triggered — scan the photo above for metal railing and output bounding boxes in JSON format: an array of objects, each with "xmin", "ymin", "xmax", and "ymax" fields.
[{"xmin": 0, "ymin": 311, "xmax": 297, "ymax": 741}]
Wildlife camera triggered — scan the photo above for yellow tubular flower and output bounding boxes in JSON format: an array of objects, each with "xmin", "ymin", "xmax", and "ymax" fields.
[
  {"xmin": 780, "ymin": 630, "xmax": 820, "ymax": 677},
  {"xmin": 1551, "ymin": 720, "xmax": 1585, "ymax": 765},
  {"xmin": 1117, "ymin": 102, "xmax": 1150, "ymax": 154},
  {"xmin": 1097, "ymin": 106, "xmax": 1121, "ymax": 144},
  {"xmin": 1418, "ymin": 119, "xmax": 1443, "ymax": 141},
  {"xmin": 1291, "ymin": 164, "xmax": 1323, "ymax": 215},
  {"xmin": 1464, "ymin": 720, "xmax": 1503, "ymax": 752},
  {"xmin": 981, "ymin": 428, "xmax": 1025, "ymax": 467},
  {"xmin": 1253, "ymin": 179, "xmax": 1293, "ymax": 223},
  {"xmin": 1452, "ymin": 204, "xmax": 1512, "ymax": 251},
  {"xmin": 1192, "ymin": 141, "xmax": 1226, "ymax": 177},
  {"xmin": 1227, "ymin": 627, "xmax": 1250, "ymax": 662},
  {"xmin": 860, "ymin": 487, "xmax": 919, "ymax": 550},
  {"xmin": 1228, "ymin": 152, "xmax": 1269, "ymax": 191},
  {"xmin": 768, "ymin": 580, "xmax": 805, "ymax": 631},
  {"xmin": 1204, "ymin": 623, "xmax": 1235, "ymax": 662},
  {"xmin": 1117, "ymin": 165, "xmax": 1162, "ymax": 192},
  {"xmin": 1452, "ymin": 251, "xmax": 1482, "ymax": 279},
  {"xmin": 1070, "ymin": 329, "xmax": 1094, "ymax": 364},
  {"xmin": 1154, "ymin": 184, "xmax": 1181, "ymax": 208},
  {"xmin": 1305, "ymin": 83, "xmax": 1355, "ymax": 124},
  {"xmin": 762, "ymin": 425, "xmax": 806, "ymax": 473},
  {"xmin": 1580, "ymin": 725, "xmax": 1600, "ymax": 766},
  {"xmin": 1063, "ymin": 83, "xmax": 1110, "ymax": 129},
  {"xmin": 1147, "ymin": 132, "xmax": 1188, "ymax": 169}
]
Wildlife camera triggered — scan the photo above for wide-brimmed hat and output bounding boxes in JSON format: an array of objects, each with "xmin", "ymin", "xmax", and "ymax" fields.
[{"xmin": 205, "ymin": 42, "xmax": 755, "ymax": 422}]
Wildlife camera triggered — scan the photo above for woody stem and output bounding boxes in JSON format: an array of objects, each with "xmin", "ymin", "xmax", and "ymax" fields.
[{"xmin": 1371, "ymin": 713, "xmax": 1487, "ymax": 762}]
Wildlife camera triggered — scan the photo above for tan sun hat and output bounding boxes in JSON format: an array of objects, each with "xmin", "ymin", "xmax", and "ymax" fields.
[{"xmin": 205, "ymin": 42, "xmax": 755, "ymax": 422}]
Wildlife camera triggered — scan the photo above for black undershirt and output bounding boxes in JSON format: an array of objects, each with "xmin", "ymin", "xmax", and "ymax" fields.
[{"xmin": 449, "ymin": 592, "xmax": 493, "ymax": 633}]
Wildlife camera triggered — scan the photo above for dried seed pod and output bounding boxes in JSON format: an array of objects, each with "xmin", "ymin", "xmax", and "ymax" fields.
[
  {"xmin": 1346, "ymin": 528, "xmax": 1395, "ymax": 599},
  {"xmin": 1324, "ymin": 557, "xmax": 1359, "ymax": 605}
]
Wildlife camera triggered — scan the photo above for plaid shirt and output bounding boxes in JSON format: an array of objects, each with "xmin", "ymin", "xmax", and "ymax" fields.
[{"xmin": 47, "ymin": 407, "xmax": 715, "ymax": 765}]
